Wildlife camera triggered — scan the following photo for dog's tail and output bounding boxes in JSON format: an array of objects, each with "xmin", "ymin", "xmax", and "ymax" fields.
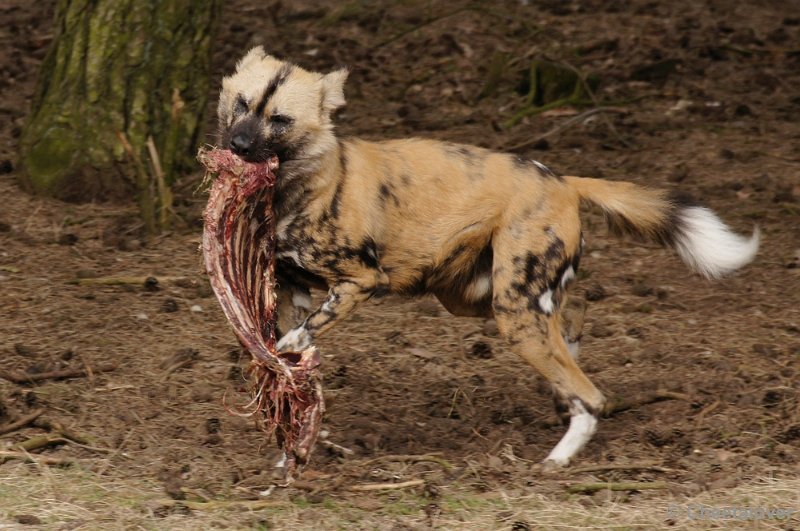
[{"xmin": 564, "ymin": 176, "xmax": 760, "ymax": 279}]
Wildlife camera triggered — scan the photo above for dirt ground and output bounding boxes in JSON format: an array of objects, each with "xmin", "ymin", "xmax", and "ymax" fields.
[{"xmin": 1, "ymin": 0, "xmax": 799, "ymax": 529}]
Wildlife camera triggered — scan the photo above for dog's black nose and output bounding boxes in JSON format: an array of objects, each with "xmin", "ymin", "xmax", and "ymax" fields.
[{"xmin": 230, "ymin": 134, "xmax": 253, "ymax": 156}]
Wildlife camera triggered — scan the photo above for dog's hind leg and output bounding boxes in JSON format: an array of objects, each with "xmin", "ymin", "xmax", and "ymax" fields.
[
  {"xmin": 560, "ymin": 296, "xmax": 586, "ymax": 361},
  {"xmin": 492, "ymin": 227, "xmax": 604, "ymax": 468},
  {"xmin": 494, "ymin": 309, "xmax": 604, "ymax": 467}
]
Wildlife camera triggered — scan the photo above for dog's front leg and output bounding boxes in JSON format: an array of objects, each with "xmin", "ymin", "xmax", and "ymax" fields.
[{"xmin": 276, "ymin": 270, "xmax": 388, "ymax": 352}]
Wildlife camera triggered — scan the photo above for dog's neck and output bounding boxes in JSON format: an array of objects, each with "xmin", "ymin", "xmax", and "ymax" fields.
[{"xmin": 273, "ymin": 140, "xmax": 343, "ymax": 221}]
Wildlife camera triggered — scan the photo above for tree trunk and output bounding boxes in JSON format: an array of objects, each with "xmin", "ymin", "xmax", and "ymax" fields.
[{"xmin": 19, "ymin": 0, "xmax": 221, "ymax": 203}]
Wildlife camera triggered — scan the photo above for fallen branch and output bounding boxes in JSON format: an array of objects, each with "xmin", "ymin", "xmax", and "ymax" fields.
[
  {"xmin": 348, "ymin": 479, "xmax": 425, "ymax": 492},
  {"xmin": 0, "ymin": 364, "xmax": 118, "ymax": 384},
  {"xmin": 318, "ymin": 438, "xmax": 355, "ymax": 457},
  {"xmin": 694, "ymin": 399, "xmax": 721, "ymax": 427},
  {"xmin": 362, "ymin": 453, "xmax": 454, "ymax": 471},
  {"xmin": 567, "ymin": 481, "xmax": 669, "ymax": 494},
  {"xmin": 0, "ymin": 409, "xmax": 45, "ymax": 436},
  {"xmin": 13, "ymin": 435, "xmax": 68, "ymax": 452},
  {"xmin": 156, "ymin": 499, "xmax": 284, "ymax": 511},
  {"xmin": 603, "ymin": 390, "xmax": 690, "ymax": 417},
  {"xmin": 568, "ymin": 462, "xmax": 674, "ymax": 475},
  {"xmin": 33, "ymin": 418, "xmax": 96, "ymax": 446},
  {"xmin": 372, "ymin": 3, "xmax": 542, "ymax": 50},
  {"xmin": 507, "ymin": 107, "xmax": 629, "ymax": 152},
  {"xmin": 0, "ymin": 450, "xmax": 76, "ymax": 466},
  {"xmin": 67, "ymin": 275, "xmax": 186, "ymax": 286}
]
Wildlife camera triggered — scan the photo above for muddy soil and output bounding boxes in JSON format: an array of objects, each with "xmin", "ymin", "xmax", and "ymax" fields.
[{"xmin": 1, "ymin": 0, "xmax": 799, "ymax": 528}]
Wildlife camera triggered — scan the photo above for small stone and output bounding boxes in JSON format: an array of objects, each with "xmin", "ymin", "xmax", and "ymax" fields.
[
  {"xmin": 161, "ymin": 298, "xmax": 179, "ymax": 313},
  {"xmin": 590, "ymin": 323, "xmax": 613, "ymax": 338},
  {"xmin": 483, "ymin": 319, "xmax": 499, "ymax": 337},
  {"xmin": 118, "ymin": 238, "xmax": 142, "ymax": 252},
  {"xmin": 773, "ymin": 187, "xmax": 796, "ymax": 203},
  {"xmin": 191, "ymin": 384, "xmax": 215, "ymax": 402},
  {"xmin": 531, "ymin": 138, "xmax": 550, "ymax": 150},
  {"xmin": 190, "ymin": 304, "xmax": 203, "ymax": 313},
  {"xmin": 143, "ymin": 276, "xmax": 160, "ymax": 291},
  {"xmin": 467, "ymin": 340, "xmax": 493, "ymax": 359},
  {"xmin": 631, "ymin": 281, "xmax": 654, "ymax": 297},
  {"xmin": 584, "ymin": 284, "xmax": 606, "ymax": 301},
  {"xmin": 205, "ymin": 418, "xmax": 221, "ymax": 434},
  {"xmin": 57, "ymin": 233, "xmax": 79, "ymax": 245},
  {"xmin": 752, "ymin": 343, "xmax": 777, "ymax": 356},
  {"xmin": 228, "ymin": 365, "xmax": 247, "ymax": 383},
  {"xmin": 161, "ymin": 348, "xmax": 199, "ymax": 370},
  {"xmin": 719, "ymin": 148, "xmax": 735, "ymax": 160},
  {"xmin": 195, "ymin": 282, "xmax": 214, "ymax": 298},
  {"xmin": 26, "ymin": 362, "xmax": 47, "ymax": 374},
  {"xmin": 734, "ymin": 104, "xmax": 752, "ymax": 116},
  {"xmin": 0, "ymin": 160, "xmax": 13, "ymax": 174},
  {"xmin": 76, "ymin": 269, "xmax": 99, "ymax": 279},
  {"xmin": 136, "ymin": 313, "xmax": 149, "ymax": 321},
  {"xmin": 163, "ymin": 477, "xmax": 186, "ymax": 500},
  {"xmin": 305, "ymin": 492, "xmax": 327, "ymax": 505},
  {"xmin": 626, "ymin": 327, "xmax": 645, "ymax": 338},
  {"xmin": 204, "ymin": 434, "xmax": 223, "ymax": 446},
  {"xmin": 14, "ymin": 344, "xmax": 36, "ymax": 357},
  {"xmin": 0, "ymin": 220, "xmax": 11, "ymax": 232},
  {"xmin": 15, "ymin": 515, "xmax": 42, "ymax": 526},
  {"xmin": 762, "ymin": 389, "xmax": 784, "ymax": 408},
  {"xmin": 668, "ymin": 165, "xmax": 689, "ymax": 183},
  {"xmin": 416, "ymin": 298, "xmax": 442, "ymax": 316}
]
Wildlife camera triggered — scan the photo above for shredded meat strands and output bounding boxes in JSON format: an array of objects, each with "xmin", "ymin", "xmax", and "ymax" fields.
[{"xmin": 199, "ymin": 147, "xmax": 324, "ymax": 480}]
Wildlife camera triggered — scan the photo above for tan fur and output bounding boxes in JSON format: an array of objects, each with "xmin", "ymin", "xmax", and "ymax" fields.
[{"xmin": 215, "ymin": 48, "xmax": 756, "ymax": 467}]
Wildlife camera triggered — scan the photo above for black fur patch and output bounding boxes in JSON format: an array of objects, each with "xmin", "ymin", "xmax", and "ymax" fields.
[
  {"xmin": 379, "ymin": 183, "xmax": 401, "ymax": 206},
  {"xmin": 255, "ymin": 64, "xmax": 293, "ymax": 116},
  {"xmin": 357, "ymin": 238, "xmax": 380, "ymax": 269},
  {"xmin": 513, "ymin": 156, "xmax": 563, "ymax": 180},
  {"xmin": 501, "ymin": 237, "xmax": 577, "ymax": 315},
  {"xmin": 605, "ymin": 190, "xmax": 698, "ymax": 247}
]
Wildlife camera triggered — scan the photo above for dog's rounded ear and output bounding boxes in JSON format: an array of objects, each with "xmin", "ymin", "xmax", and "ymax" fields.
[
  {"xmin": 320, "ymin": 68, "xmax": 349, "ymax": 112},
  {"xmin": 237, "ymin": 46, "xmax": 270, "ymax": 70}
]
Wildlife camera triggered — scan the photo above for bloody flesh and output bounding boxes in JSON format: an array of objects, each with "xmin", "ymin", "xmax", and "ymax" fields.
[{"xmin": 199, "ymin": 148, "xmax": 323, "ymax": 479}]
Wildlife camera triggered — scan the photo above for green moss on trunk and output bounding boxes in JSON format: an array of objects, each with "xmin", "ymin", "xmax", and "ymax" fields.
[{"xmin": 20, "ymin": 0, "xmax": 221, "ymax": 202}]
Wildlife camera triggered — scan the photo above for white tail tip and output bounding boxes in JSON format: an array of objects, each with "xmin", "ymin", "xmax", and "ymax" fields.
[{"xmin": 674, "ymin": 207, "xmax": 760, "ymax": 279}]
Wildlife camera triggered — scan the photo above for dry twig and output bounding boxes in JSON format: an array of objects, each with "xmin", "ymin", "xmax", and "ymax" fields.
[
  {"xmin": 568, "ymin": 462, "xmax": 674, "ymax": 475},
  {"xmin": 33, "ymin": 418, "xmax": 95, "ymax": 446},
  {"xmin": 603, "ymin": 390, "xmax": 690, "ymax": 417},
  {"xmin": 507, "ymin": 107, "xmax": 629, "ymax": 152},
  {"xmin": 156, "ymin": 499, "xmax": 284, "ymax": 511},
  {"xmin": 0, "ymin": 364, "xmax": 117, "ymax": 384},
  {"xmin": 0, "ymin": 450, "xmax": 76, "ymax": 466},
  {"xmin": 0, "ymin": 409, "xmax": 45, "ymax": 436},
  {"xmin": 348, "ymin": 479, "xmax": 425, "ymax": 492},
  {"xmin": 68, "ymin": 275, "xmax": 186, "ymax": 286},
  {"xmin": 567, "ymin": 481, "xmax": 669, "ymax": 494},
  {"xmin": 361, "ymin": 453, "xmax": 454, "ymax": 470}
]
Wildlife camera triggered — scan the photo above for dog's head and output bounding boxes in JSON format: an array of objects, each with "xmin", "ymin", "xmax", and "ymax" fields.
[{"xmin": 217, "ymin": 47, "xmax": 347, "ymax": 168}]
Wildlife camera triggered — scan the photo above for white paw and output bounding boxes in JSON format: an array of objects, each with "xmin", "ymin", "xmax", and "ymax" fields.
[
  {"xmin": 277, "ymin": 326, "xmax": 312, "ymax": 352},
  {"xmin": 542, "ymin": 457, "xmax": 569, "ymax": 470}
]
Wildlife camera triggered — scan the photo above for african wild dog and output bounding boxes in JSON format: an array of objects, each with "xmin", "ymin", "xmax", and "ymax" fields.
[{"xmin": 215, "ymin": 47, "xmax": 759, "ymax": 468}]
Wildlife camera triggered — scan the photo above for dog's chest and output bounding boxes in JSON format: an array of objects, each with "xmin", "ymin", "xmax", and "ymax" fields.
[{"xmin": 274, "ymin": 211, "xmax": 342, "ymax": 279}]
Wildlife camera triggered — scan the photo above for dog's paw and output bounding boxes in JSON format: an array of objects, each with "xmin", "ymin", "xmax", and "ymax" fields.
[
  {"xmin": 276, "ymin": 326, "xmax": 312, "ymax": 352},
  {"xmin": 538, "ymin": 457, "xmax": 569, "ymax": 475}
]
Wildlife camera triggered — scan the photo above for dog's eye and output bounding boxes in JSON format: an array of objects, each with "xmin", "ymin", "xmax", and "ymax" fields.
[
  {"xmin": 270, "ymin": 113, "xmax": 293, "ymax": 126},
  {"xmin": 234, "ymin": 96, "xmax": 248, "ymax": 117}
]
